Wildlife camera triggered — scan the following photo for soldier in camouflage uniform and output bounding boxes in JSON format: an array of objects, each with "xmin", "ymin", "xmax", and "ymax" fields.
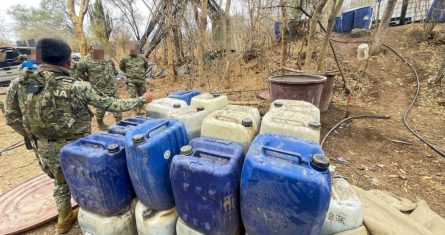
[
  {"xmin": 76, "ymin": 46, "xmax": 122, "ymax": 129},
  {"xmin": 5, "ymin": 38, "xmax": 153, "ymax": 234},
  {"xmin": 119, "ymin": 42, "xmax": 148, "ymax": 114}
]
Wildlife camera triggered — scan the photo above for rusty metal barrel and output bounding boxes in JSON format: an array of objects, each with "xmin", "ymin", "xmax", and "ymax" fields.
[{"xmin": 268, "ymin": 74, "xmax": 327, "ymax": 108}]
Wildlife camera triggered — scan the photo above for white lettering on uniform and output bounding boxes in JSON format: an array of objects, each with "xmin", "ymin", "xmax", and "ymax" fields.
[{"xmin": 54, "ymin": 90, "xmax": 68, "ymax": 98}]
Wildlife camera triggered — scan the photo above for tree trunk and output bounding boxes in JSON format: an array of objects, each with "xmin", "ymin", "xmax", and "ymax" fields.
[
  {"xmin": 173, "ymin": 26, "xmax": 184, "ymax": 64},
  {"xmin": 371, "ymin": 0, "xmax": 397, "ymax": 56},
  {"xmin": 304, "ymin": 0, "xmax": 328, "ymax": 71},
  {"xmin": 400, "ymin": 0, "xmax": 410, "ymax": 25},
  {"xmin": 166, "ymin": 0, "xmax": 175, "ymax": 80},
  {"xmin": 223, "ymin": 0, "xmax": 232, "ymax": 89},
  {"xmin": 317, "ymin": 0, "xmax": 344, "ymax": 71},
  {"xmin": 67, "ymin": 0, "xmax": 89, "ymax": 56},
  {"xmin": 198, "ymin": 0, "xmax": 208, "ymax": 87},
  {"xmin": 280, "ymin": 0, "xmax": 289, "ymax": 74}
]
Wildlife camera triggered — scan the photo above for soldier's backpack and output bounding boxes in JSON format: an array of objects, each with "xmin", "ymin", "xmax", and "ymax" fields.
[{"xmin": 24, "ymin": 70, "xmax": 90, "ymax": 139}]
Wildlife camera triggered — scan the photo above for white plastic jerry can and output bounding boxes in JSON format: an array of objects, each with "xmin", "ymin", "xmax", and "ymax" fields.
[
  {"xmin": 135, "ymin": 200, "xmax": 178, "ymax": 235},
  {"xmin": 260, "ymin": 110, "xmax": 321, "ymax": 143},
  {"xmin": 78, "ymin": 206, "xmax": 137, "ymax": 235},
  {"xmin": 269, "ymin": 99, "xmax": 320, "ymax": 122},
  {"xmin": 201, "ymin": 109, "xmax": 258, "ymax": 152},
  {"xmin": 357, "ymin": 44, "xmax": 369, "ymax": 61},
  {"xmin": 171, "ymin": 106, "xmax": 211, "ymax": 140},
  {"xmin": 190, "ymin": 93, "xmax": 228, "ymax": 112},
  {"xmin": 320, "ymin": 177, "xmax": 364, "ymax": 235},
  {"xmin": 176, "ymin": 217, "xmax": 204, "ymax": 235},
  {"xmin": 146, "ymin": 98, "xmax": 188, "ymax": 118},
  {"xmin": 224, "ymin": 105, "xmax": 261, "ymax": 131}
]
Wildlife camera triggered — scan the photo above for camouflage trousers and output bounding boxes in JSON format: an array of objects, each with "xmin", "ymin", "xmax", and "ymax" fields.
[
  {"xmin": 126, "ymin": 82, "xmax": 146, "ymax": 98},
  {"xmin": 36, "ymin": 139, "xmax": 73, "ymax": 210},
  {"xmin": 96, "ymin": 90, "xmax": 122, "ymax": 122}
]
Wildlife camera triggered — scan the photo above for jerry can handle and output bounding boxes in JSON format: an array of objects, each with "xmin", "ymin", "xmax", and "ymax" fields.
[
  {"xmin": 194, "ymin": 149, "xmax": 232, "ymax": 163},
  {"xmin": 271, "ymin": 117, "xmax": 305, "ymax": 127},
  {"xmin": 146, "ymin": 121, "xmax": 169, "ymax": 138},
  {"xmin": 262, "ymin": 146, "xmax": 302, "ymax": 163},
  {"xmin": 118, "ymin": 120, "xmax": 139, "ymax": 126},
  {"xmin": 79, "ymin": 139, "xmax": 109, "ymax": 150}
]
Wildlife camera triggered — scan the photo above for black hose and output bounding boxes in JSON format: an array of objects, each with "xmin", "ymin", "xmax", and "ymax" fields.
[
  {"xmin": 0, "ymin": 141, "xmax": 25, "ymax": 155},
  {"xmin": 382, "ymin": 44, "xmax": 445, "ymax": 157},
  {"xmin": 321, "ymin": 115, "xmax": 391, "ymax": 147},
  {"xmin": 328, "ymin": 38, "xmax": 445, "ymax": 157}
]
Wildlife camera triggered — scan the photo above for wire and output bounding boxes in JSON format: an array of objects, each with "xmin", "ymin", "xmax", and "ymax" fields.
[{"xmin": 321, "ymin": 115, "xmax": 391, "ymax": 147}]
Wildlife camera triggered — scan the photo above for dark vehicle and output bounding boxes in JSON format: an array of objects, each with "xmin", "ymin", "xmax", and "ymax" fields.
[{"xmin": 0, "ymin": 47, "xmax": 24, "ymax": 86}]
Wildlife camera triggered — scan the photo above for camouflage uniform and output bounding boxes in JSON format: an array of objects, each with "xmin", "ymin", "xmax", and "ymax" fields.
[
  {"xmin": 5, "ymin": 64, "xmax": 146, "ymax": 212},
  {"xmin": 76, "ymin": 55, "xmax": 122, "ymax": 121},
  {"xmin": 119, "ymin": 55, "xmax": 148, "ymax": 98}
]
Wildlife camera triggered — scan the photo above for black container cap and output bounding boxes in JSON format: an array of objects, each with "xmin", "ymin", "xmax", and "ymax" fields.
[
  {"xmin": 107, "ymin": 144, "xmax": 120, "ymax": 153},
  {"xmin": 173, "ymin": 103, "xmax": 181, "ymax": 108},
  {"xmin": 274, "ymin": 101, "xmax": 284, "ymax": 108},
  {"xmin": 196, "ymin": 106, "xmax": 205, "ymax": 112},
  {"xmin": 212, "ymin": 93, "xmax": 221, "ymax": 98},
  {"xmin": 311, "ymin": 154, "xmax": 330, "ymax": 171},
  {"xmin": 142, "ymin": 208, "xmax": 157, "ymax": 220},
  {"xmin": 180, "ymin": 145, "xmax": 193, "ymax": 156},
  {"xmin": 132, "ymin": 134, "xmax": 145, "ymax": 143},
  {"xmin": 242, "ymin": 118, "xmax": 253, "ymax": 127},
  {"xmin": 308, "ymin": 121, "xmax": 322, "ymax": 129}
]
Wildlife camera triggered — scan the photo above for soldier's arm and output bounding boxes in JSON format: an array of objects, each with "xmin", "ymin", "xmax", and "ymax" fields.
[
  {"xmin": 74, "ymin": 81, "xmax": 146, "ymax": 112},
  {"xmin": 76, "ymin": 60, "xmax": 89, "ymax": 81},
  {"xmin": 4, "ymin": 79, "xmax": 26, "ymax": 136},
  {"xmin": 119, "ymin": 58, "xmax": 126, "ymax": 73}
]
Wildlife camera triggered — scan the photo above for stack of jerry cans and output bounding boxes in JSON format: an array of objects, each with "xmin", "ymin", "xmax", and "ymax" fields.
[
  {"xmin": 146, "ymin": 98, "xmax": 187, "ymax": 118},
  {"xmin": 190, "ymin": 93, "xmax": 229, "ymax": 112},
  {"xmin": 108, "ymin": 116, "xmax": 151, "ymax": 135},
  {"xmin": 168, "ymin": 90, "xmax": 201, "ymax": 105},
  {"xmin": 170, "ymin": 137, "xmax": 244, "ymax": 235},
  {"xmin": 60, "ymin": 133, "xmax": 137, "ymax": 235},
  {"xmin": 125, "ymin": 119, "xmax": 188, "ymax": 234},
  {"xmin": 201, "ymin": 106, "xmax": 260, "ymax": 152},
  {"xmin": 241, "ymin": 134, "xmax": 331, "ymax": 235},
  {"xmin": 260, "ymin": 99, "xmax": 321, "ymax": 143}
]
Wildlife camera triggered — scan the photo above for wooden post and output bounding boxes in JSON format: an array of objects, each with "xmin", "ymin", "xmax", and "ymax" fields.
[
  {"xmin": 280, "ymin": 0, "xmax": 288, "ymax": 75},
  {"xmin": 198, "ymin": 0, "xmax": 208, "ymax": 88}
]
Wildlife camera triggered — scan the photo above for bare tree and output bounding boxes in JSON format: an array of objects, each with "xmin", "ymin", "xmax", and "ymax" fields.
[
  {"xmin": 198, "ymin": 0, "xmax": 208, "ymax": 87},
  {"xmin": 109, "ymin": 0, "xmax": 143, "ymax": 40},
  {"xmin": 166, "ymin": 0, "xmax": 175, "ymax": 80},
  {"xmin": 67, "ymin": 0, "xmax": 89, "ymax": 56},
  {"xmin": 280, "ymin": 0, "xmax": 289, "ymax": 73},
  {"xmin": 400, "ymin": 0, "xmax": 410, "ymax": 25},
  {"xmin": 89, "ymin": 0, "xmax": 112, "ymax": 45},
  {"xmin": 304, "ymin": 0, "xmax": 328, "ymax": 70},
  {"xmin": 370, "ymin": 0, "xmax": 397, "ymax": 56},
  {"xmin": 317, "ymin": 0, "xmax": 344, "ymax": 71}
]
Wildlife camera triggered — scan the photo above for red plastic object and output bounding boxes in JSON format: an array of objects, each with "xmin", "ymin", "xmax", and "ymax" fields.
[{"xmin": 0, "ymin": 174, "xmax": 77, "ymax": 235}]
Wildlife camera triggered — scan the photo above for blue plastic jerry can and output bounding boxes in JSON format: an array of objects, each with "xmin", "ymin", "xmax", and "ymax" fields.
[
  {"xmin": 125, "ymin": 119, "xmax": 188, "ymax": 210},
  {"xmin": 108, "ymin": 116, "xmax": 151, "ymax": 135},
  {"xmin": 168, "ymin": 90, "xmax": 201, "ymax": 105},
  {"xmin": 60, "ymin": 133, "xmax": 135, "ymax": 216},
  {"xmin": 240, "ymin": 134, "xmax": 331, "ymax": 235},
  {"xmin": 170, "ymin": 137, "xmax": 244, "ymax": 235}
]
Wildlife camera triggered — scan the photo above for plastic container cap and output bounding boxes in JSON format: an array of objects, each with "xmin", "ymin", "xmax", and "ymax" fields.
[
  {"xmin": 132, "ymin": 134, "xmax": 145, "ymax": 143},
  {"xmin": 173, "ymin": 103, "xmax": 182, "ymax": 108},
  {"xmin": 242, "ymin": 118, "xmax": 253, "ymax": 127},
  {"xmin": 180, "ymin": 145, "xmax": 193, "ymax": 156},
  {"xmin": 212, "ymin": 93, "xmax": 221, "ymax": 98},
  {"xmin": 309, "ymin": 121, "xmax": 322, "ymax": 129},
  {"xmin": 107, "ymin": 144, "xmax": 120, "ymax": 153},
  {"xmin": 142, "ymin": 208, "xmax": 157, "ymax": 220},
  {"xmin": 274, "ymin": 101, "xmax": 284, "ymax": 108},
  {"xmin": 311, "ymin": 154, "xmax": 330, "ymax": 171},
  {"xmin": 196, "ymin": 106, "xmax": 205, "ymax": 112}
]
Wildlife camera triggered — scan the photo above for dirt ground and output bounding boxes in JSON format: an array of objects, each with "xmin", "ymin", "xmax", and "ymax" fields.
[{"xmin": 0, "ymin": 24, "xmax": 444, "ymax": 234}]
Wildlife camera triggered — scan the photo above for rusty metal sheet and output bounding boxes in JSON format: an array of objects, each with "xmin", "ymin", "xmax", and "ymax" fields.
[{"xmin": 0, "ymin": 174, "xmax": 77, "ymax": 235}]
